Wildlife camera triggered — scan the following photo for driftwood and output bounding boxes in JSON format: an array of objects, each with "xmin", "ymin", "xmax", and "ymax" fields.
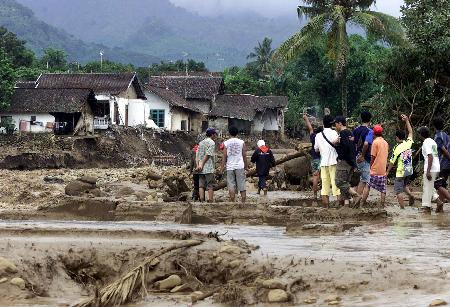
[
  {"xmin": 74, "ymin": 240, "xmax": 203, "ymax": 307},
  {"xmin": 214, "ymin": 150, "xmax": 308, "ymax": 191}
]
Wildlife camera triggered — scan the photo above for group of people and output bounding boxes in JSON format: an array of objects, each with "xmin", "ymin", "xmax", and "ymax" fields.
[
  {"xmin": 191, "ymin": 126, "xmax": 276, "ymax": 203},
  {"xmin": 304, "ymin": 111, "xmax": 450, "ymax": 212}
]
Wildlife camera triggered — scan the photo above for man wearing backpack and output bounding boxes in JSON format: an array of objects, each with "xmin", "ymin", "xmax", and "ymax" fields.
[
  {"xmin": 353, "ymin": 112, "xmax": 374, "ymax": 195},
  {"xmin": 433, "ymin": 117, "xmax": 450, "ymax": 213},
  {"xmin": 314, "ymin": 115, "xmax": 340, "ymax": 206},
  {"xmin": 387, "ymin": 114, "xmax": 415, "ymax": 209}
]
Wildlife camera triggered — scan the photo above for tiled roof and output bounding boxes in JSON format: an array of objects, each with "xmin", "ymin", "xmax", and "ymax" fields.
[
  {"xmin": 210, "ymin": 94, "xmax": 288, "ymax": 121},
  {"xmin": 15, "ymin": 81, "xmax": 37, "ymax": 89},
  {"xmin": 148, "ymin": 75, "xmax": 224, "ymax": 100},
  {"xmin": 144, "ymin": 85, "xmax": 201, "ymax": 113},
  {"xmin": 4, "ymin": 88, "xmax": 94, "ymax": 113},
  {"xmin": 35, "ymin": 73, "xmax": 146, "ymax": 98}
]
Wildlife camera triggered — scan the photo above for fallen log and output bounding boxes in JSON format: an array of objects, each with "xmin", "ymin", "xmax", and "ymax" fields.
[
  {"xmin": 75, "ymin": 240, "xmax": 203, "ymax": 307},
  {"xmin": 214, "ymin": 150, "xmax": 308, "ymax": 191}
]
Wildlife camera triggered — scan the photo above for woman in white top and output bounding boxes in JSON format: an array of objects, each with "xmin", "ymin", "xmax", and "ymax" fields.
[{"xmin": 418, "ymin": 126, "xmax": 440, "ymax": 213}]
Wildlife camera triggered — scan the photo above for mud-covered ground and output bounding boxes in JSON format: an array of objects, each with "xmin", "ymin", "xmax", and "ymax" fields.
[{"xmin": 0, "ymin": 167, "xmax": 449, "ymax": 306}]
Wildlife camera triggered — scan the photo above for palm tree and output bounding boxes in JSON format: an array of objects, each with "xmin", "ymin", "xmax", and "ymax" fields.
[
  {"xmin": 248, "ymin": 37, "xmax": 275, "ymax": 77},
  {"xmin": 274, "ymin": 0, "xmax": 405, "ymax": 116}
]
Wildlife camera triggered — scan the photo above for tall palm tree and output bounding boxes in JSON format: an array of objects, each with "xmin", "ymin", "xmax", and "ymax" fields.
[
  {"xmin": 248, "ymin": 37, "xmax": 275, "ymax": 77},
  {"xmin": 274, "ymin": 0, "xmax": 405, "ymax": 116}
]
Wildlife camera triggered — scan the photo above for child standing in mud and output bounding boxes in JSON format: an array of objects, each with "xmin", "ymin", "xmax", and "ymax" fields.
[
  {"xmin": 251, "ymin": 140, "xmax": 276, "ymax": 196},
  {"xmin": 303, "ymin": 112, "xmax": 322, "ymax": 199}
]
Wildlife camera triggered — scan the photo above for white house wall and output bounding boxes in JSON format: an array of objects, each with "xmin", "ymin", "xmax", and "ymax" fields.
[
  {"xmin": 144, "ymin": 92, "xmax": 172, "ymax": 129},
  {"xmin": 171, "ymin": 109, "xmax": 190, "ymax": 131},
  {"xmin": 3, "ymin": 113, "xmax": 55, "ymax": 133},
  {"xmin": 128, "ymin": 100, "xmax": 150, "ymax": 127},
  {"xmin": 262, "ymin": 109, "xmax": 279, "ymax": 131}
]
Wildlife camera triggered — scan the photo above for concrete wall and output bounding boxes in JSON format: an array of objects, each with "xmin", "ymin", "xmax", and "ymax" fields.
[
  {"xmin": 1, "ymin": 114, "xmax": 55, "ymax": 133},
  {"xmin": 119, "ymin": 85, "xmax": 138, "ymax": 99},
  {"xmin": 114, "ymin": 98, "xmax": 151, "ymax": 127}
]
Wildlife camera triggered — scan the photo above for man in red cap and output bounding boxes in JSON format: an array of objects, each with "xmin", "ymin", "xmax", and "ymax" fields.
[{"xmin": 362, "ymin": 124, "xmax": 389, "ymax": 206}]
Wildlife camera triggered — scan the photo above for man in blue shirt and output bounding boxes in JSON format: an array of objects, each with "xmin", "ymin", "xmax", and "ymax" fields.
[
  {"xmin": 353, "ymin": 111, "xmax": 374, "ymax": 195},
  {"xmin": 433, "ymin": 117, "xmax": 450, "ymax": 213}
]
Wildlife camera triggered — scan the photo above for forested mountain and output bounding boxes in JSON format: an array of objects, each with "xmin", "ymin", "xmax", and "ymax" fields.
[
  {"xmin": 0, "ymin": 0, "xmax": 161, "ymax": 66},
  {"xmin": 15, "ymin": 0, "xmax": 301, "ymax": 69}
]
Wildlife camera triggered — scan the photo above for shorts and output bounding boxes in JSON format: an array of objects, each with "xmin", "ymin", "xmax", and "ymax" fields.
[
  {"xmin": 394, "ymin": 176, "xmax": 412, "ymax": 195},
  {"xmin": 199, "ymin": 173, "xmax": 216, "ymax": 190},
  {"xmin": 434, "ymin": 168, "xmax": 450, "ymax": 190},
  {"xmin": 226, "ymin": 169, "xmax": 246, "ymax": 192},
  {"xmin": 357, "ymin": 160, "xmax": 370, "ymax": 183},
  {"xmin": 368, "ymin": 175, "xmax": 387, "ymax": 194},
  {"xmin": 320, "ymin": 165, "xmax": 340, "ymax": 197},
  {"xmin": 311, "ymin": 158, "xmax": 321, "ymax": 173}
]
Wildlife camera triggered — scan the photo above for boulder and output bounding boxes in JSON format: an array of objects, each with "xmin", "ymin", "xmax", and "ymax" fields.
[
  {"xmin": 267, "ymin": 289, "xmax": 289, "ymax": 303},
  {"xmin": 65, "ymin": 180, "xmax": 95, "ymax": 196},
  {"xmin": 78, "ymin": 176, "xmax": 98, "ymax": 185},
  {"xmin": 261, "ymin": 279, "xmax": 286, "ymax": 289},
  {"xmin": 429, "ymin": 299, "xmax": 447, "ymax": 307},
  {"xmin": 156, "ymin": 275, "xmax": 182, "ymax": 290},
  {"xmin": 219, "ymin": 245, "xmax": 242, "ymax": 255},
  {"xmin": 0, "ymin": 257, "xmax": 18, "ymax": 275},
  {"xmin": 325, "ymin": 295, "xmax": 341, "ymax": 302},
  {"xmin": 284, "ymin": 156, "xmax": 311, "ymax": 181},
  {"xmin": 228, "ymin": 260, "xmax": 243, "ymax": 269},
  {"xmin": 0, "ymin": 277, "xmax": 8, "ymax": 283},
  {"xmin": 10, "ymin": 277, "xmax": 26, "ymax": 290}
]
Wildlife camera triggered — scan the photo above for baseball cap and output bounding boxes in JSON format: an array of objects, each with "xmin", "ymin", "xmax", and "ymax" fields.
[
  {"xmin": 206, "ymin": 127, "xmax": 217, "ymax": 137},
  {"xmin": 373, "ymin": 124, "xmax": 383, "ymax": 136}
]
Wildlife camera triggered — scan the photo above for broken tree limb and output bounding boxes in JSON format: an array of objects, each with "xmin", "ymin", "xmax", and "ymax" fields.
[
  {"xmin": 214, "ymin": 149, "xmax": 308, "ymax": 191},
  {"xmin": 75, "ymin": 240, "xmax": 203, "ymax": 307}
]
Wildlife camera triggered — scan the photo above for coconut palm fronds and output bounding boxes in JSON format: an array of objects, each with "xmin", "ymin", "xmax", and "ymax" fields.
[{"xmin": 74, "ymin": 240, "xmax": 203, "ymax": 307}]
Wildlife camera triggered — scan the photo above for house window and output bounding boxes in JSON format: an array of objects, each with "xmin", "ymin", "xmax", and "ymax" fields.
[
  {"xmin": 180, "ymin": 120, "xmax": 187, "ymax": 131},
  {"xmin": 150, "ymin": 110, "xmax": 165, "ymax": 128},
  {"xmin": 30, "ymin": 115, "xmax": 37, "ymax": 125}
]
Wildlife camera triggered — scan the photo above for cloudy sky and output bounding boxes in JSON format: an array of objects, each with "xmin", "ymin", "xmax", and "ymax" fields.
[{"xmin": 169, "ymin": 0, "xmax": 405, "ymax": 18}]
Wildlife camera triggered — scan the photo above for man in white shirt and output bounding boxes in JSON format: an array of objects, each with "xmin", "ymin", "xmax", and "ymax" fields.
[
  {"xmin": 221, "ymin": 126, "xmax": 248, "ymax": 203},
  {"xmin": 418, "ymin": 126, "xmax": 440, "ymax": 213},
  {"xmin": 314, "ymin": 115, "xmax": 341, "ymax": 206}
]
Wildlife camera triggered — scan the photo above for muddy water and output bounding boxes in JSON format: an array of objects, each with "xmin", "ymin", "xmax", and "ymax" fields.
[{"xmin": 1, "ymin": 207, "xmax": 450, "ymax": 306}]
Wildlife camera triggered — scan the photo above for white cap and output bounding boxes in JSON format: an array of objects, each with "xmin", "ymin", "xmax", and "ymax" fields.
[{"xmin": 257, "ymin": 140, "xmax": 265, "ymax": 147}]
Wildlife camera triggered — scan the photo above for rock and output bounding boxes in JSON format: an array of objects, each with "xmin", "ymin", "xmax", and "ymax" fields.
[
  {"xmin": 429, "ymin": 299, "xmax": 447, "ymax": 307},
  {"xmin": 10, "ymin": 277, "xmax": 26, "ymax": 290},
  {"xmin": 261, "ymin": 278, "xmax": 286, "ymax": 290},
  {"xmin": 228, "ymin": 260, "xmax": 243, "ymax": 269},
  {"xmin": 149, "ymin": 258, "xmax": 160, "ymax": 267},
  {"xmin": 0, "ymin": 257, "xmax": 18, "ymax": 275},
  {"xmin": 267, "ymin": 289, "xmax": 289, "ymax": 303},
  {"xmin": 116, "ymin": 187, "xmax": 135, "ymax": 197},
  {"xmin": 219, "ymin": 245, "xmax": 242, "ymax": 255},
  {"xmin": 65, "ymin": 180, "xmax": 95, "ymax": 196},
  {"xmin": 79, "ymin": 175, "xmax": 98, "ymax": 185},
  {"xmin": 191, "ymin": 291, "xmax": 204, "ymax": 301},
  {"xmin": 304, "ymin": 297, "xmax": 317, "ymax": 304},
  {"xmin": 170, "ymin": 284, "xmax": 191, "ymax": 293},
  {"xmin": 215, "ymin": 257, "xmax": 223, "ymax": 264},
  {"xmin": 325, "ymin": 295, "xmax": 341, "ymax": 302},
  {"xmin": 336, "ymin": 285, "xmax": 347, "ymax": 290},
  {"xmin": 328, "ymin": 301, "xmax": 340, "ymax": 305},
  {"xmin": 156, "ymin": 275, "xmax": 182, "ymax": 290},
  {"xmin": 43, "ymin": 176, "xmax": 64, "ymax": 184},
  {"xmin": 0, "ymin": 277, "xmax": 7, "ymax": 283}
]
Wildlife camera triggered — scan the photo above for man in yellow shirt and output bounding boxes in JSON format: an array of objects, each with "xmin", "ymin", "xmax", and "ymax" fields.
[{"xmin": 387, "ymin": 114, "xmax": 415, "ymax": 209}]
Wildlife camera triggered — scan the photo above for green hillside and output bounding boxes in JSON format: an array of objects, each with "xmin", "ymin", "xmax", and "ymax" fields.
[{"xmin": 0, "ymin": 0, "xmax": 161, "ymax": 66}]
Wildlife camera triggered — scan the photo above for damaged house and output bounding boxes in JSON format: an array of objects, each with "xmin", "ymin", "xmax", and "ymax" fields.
[
  {"xmin": 148, "ymin": 72, "xmax": 224, "ymax": 131},
  {"xmin": 209, "ymin": 94, "xmax": 288, "ymax": 136},
  {"xmin": 144, "ymin": 85, "xmax": 203, "ymax": 132},
  {"xmin": 0, "ymin": 73, "xmax": 151, "ymax": 134}
]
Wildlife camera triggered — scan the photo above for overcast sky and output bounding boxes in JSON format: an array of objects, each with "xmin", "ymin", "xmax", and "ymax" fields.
[{"xmin": 169, "ymin": 0, "xmax": 405, "ymax": 18}]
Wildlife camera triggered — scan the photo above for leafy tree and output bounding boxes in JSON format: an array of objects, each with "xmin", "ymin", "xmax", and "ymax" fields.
[
  {"xmin": 0, "ymin": 26, "xmax": 35, "ymax": 68},
  {"xmin": 41, "ymin": 48, "xmax": 68, "ymax": 71},
  {"xmin": 0, "ymin": 48, "xmax": 16, "ymax": 110},
  {"xmin": 223, "ymin": 66, "xmax": 274, "ymax": 96},
  {"xmin": 82, "ymin": 60, "xmax": 135, "ymax": 73},
  {"xmin": 247, "ymin": 37, "xmax": 274, "ymax": 78},
  {"xmin": 274, "ymin": 0, "xmax": 405, "ymax": 116}
]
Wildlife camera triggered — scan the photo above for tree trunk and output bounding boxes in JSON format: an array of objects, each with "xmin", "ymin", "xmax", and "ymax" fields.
[
  {"xmin": 341, "ymin": 71, "xmax": 348, "ymax": 117},
  {"xmin": 213, "ymin": 150, "xmax": 307, "ymax": 191}
]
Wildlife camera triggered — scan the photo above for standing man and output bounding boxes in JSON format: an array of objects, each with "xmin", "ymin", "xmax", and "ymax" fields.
[
  {"xmin": 251, "ymin": 140, "xmax": 276, "ymax": 196},
  {"xmin": 303, "ymin": 112, "xmax": 322, "ymax": 199},
  {"xmin": 433, "ymin": 117, "xmax": 450, "ymax": 213},
  {"xmin": 314, "ymin": 115, "xmax": 340, "ymax": 206},
  {"xmin": 196, "ymin": 128, "xmax": 218, "ymax": 203},
  {"xmin": 362, "ymin": 125, "xmax": 389, "ymax": 206},
  {"xmin": 418, "ymin": 126, "xmax": 440, "ymax": 213},
  {"xmin": 353, "ymin": 112, "xmax": 374, "ymax": 194},
  {"xmin": 387, "ymin": 114, "xmax": 415, "ymax": 209},
  {"xmin": 189, "ymin": 142, "xmax": 200, "ymax": 200},
  {"xmin": 334, "ymin": 116, "xmax": 360, "ymax": 205},
  {"xmin": 221, "ymin": 126, "xmax": 248, "ymax": 203}
]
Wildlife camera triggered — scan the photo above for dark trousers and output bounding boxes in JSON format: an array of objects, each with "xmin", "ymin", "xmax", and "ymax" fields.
[
  {"xmin": 336, "ymin": 160, "xmax": 352, "ymax": 199},
  {"xmin": 258, "ymin": 175, "xmax": 267, "ymax": 190},
  {"xmin": 192, "ymin": 173, "xmax": 200, "ymax": 200}
]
